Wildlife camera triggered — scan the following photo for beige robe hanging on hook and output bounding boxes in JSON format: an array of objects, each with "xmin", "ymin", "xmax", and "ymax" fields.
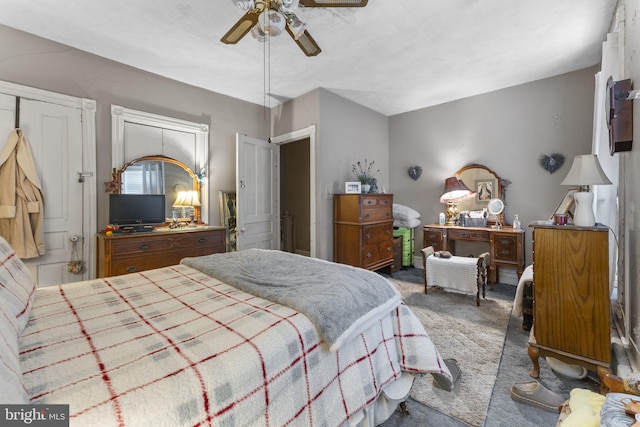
[{"xmin": 0, "ymin": 129, "xmax": 45, "ymax": 258}]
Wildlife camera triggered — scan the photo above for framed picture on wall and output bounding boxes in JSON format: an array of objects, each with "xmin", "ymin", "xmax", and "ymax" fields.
[{"xmin": 476, "ymin": 180, "xmax": 494, "ymax": 202}]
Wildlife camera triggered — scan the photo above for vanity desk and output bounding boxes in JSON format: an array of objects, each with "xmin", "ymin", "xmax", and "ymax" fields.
[
  {"xmin": 422, "ymin": 224, "xmax": 525, "ymax": 283},
  {"xmin": 96, "ymin": 226, "xmax": 226, "ymax": 278},
  {"xmin": 426, "ymin": 164, "xmax": 524, "ymax": 283}
]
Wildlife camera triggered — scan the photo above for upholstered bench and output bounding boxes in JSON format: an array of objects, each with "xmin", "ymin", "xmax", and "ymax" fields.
[{"xmin": 421, "ymin": 246, "xmax": 490, "ymax": 306}]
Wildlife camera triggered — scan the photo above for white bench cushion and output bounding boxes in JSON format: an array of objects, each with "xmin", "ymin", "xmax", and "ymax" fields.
[{"xmin": 426, "ymin": 255, "xmax": 478, "ymax": 295}]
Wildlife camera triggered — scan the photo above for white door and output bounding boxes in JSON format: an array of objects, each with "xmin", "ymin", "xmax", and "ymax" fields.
[
  {"xmin": 20, "ymin": 99, "xmax": 86, "ymax": 286},
  {"xmin": 236, "ymin": 133, "xmax": 278, "ymax": 250},
  {"xmin": 0, "ymin": 97, "xmax": 86, "ymax": 286}
]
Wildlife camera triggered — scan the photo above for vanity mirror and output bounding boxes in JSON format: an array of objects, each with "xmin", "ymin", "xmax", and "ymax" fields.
[
  {"xmin": 111, "ymin": 105, "xmax": 210, "ymax": 225},
  {"xmin": 454, "ymin": 164, "xmax": 509, "ymax": 225},
  {"xmin": 116, "ymin": 155, "xmax": 201, "ymax": 224}
]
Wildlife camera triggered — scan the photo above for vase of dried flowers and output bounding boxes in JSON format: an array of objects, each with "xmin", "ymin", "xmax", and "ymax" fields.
[{"xmin": 352, "ymin": 159, "xmax": 379, "ymax": 193}]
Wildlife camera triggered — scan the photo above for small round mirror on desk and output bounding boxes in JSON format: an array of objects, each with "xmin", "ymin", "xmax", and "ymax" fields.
[{"xmin": 487, "ymin": 198, "xmax": 505, "ymax": 229}]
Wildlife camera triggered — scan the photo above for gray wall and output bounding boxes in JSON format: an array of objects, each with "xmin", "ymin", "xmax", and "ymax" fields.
[
  {"xmin": 274, "ymin": 88, "xmax": 389, "ymax": 260},
  {"xmin": 389, "ymin": 67, "xmax": 598, "ymax": 270},
  {"xmin": 0, "ymin": 24, "xmax": 268, "ymax": 230}
]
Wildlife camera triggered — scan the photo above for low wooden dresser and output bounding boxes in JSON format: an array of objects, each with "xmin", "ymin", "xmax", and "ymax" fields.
[
  {"xmin": 527, "ymin": 223, "xmax": 611, "ymax": 389},
  {"xmin": 96, "ymin": 226, "xmax": 226, "ymax": 277},
  {"xmin": 333, "ymin": 193, "xmax": 394, "ymax": 272}
]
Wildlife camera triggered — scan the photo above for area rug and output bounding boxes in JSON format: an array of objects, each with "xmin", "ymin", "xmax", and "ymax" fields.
[{"xmin": 386, "ymin": 272, "xmax": 513, "ymax": 427}]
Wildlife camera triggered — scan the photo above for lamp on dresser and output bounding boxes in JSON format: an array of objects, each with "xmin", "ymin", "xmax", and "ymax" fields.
[
  {"xmin": 439, "ymin": 177, "xmax": 475, "ymax": 225},
  {"xmin": 560, "ymin": 154, "xmax": 611, "ymax": 227},
  {"xmin": 173, "ymin": 190, "xmax": 201, "ymax": 226}
]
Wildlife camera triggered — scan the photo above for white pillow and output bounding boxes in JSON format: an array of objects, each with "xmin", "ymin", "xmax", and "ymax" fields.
[
  {"xmin": 0, "ymin": 298, "xmax": 29, "ymax": 403},
  {"xmin": 393, "ymin": 203, "xmax": 421, "ymax": 221},
  {"xmin": 0, "ymin": 236, "xmax": 37, "ymax": 332},
  {"xmin": 394, "ymin": 217, "xmax": 421, "ymax": 229}
]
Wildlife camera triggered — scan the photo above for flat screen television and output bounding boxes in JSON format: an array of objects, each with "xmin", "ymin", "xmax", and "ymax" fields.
[{"xmin": 109, "ymin": 194, "xmax": 166, "ymax": 226}]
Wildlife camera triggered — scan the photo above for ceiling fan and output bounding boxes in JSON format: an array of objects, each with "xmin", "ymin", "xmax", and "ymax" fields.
[{"xmin": 221, "ymin": 0, "xmax": 368, "ymax": 57}]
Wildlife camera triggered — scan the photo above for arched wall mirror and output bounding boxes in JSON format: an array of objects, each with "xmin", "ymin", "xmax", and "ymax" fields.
[
  {"xmin": 111, "ymin": 105, "xmax": 209, "ymax": 224},
  {"xmin": 116, "ymin": 155, "xmax": 201, "ymax": 223},
  {"xmin": 454, "ymin": 164, "xmax": 509, "ymax": 225}
]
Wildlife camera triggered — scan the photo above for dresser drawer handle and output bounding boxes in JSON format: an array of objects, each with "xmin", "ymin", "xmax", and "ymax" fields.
[
  {"xmin": 198, "ymin": 237, "xmax": 206, "ymax": 243},
  {"xmin": 386, "ymin": 246, "xmax": 392, "ymax": 252},
  {"xmin": 366, "ymin": 252, "xmax": 372, "ymax": 258},
  {"xmin": 364, "ymin": 213, "xmax": 370, "ymax": 219},
  {"xmin": 126, "ymin": 266, "xmax": 138, "ymax": 273},
  {"xmin": 386, "ymin": 230, "xmax": 391, "ymax": 234},
  {"xmin": 139, "ymin": 244, "xmax": 150, "ymax": 250},
  {"xmin": 366, "ymin": 233, "xmax": 372, "ymax": 239}
]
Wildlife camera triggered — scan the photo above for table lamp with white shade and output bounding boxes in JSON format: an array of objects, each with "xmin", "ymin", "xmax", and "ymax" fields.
[
  {"xmin": 560, "ymin": 154, "xmax": 612, "ymax": 227},
  {"xmin": 173, "ymin": 190, "xmax": 201, "ymax": 227}
]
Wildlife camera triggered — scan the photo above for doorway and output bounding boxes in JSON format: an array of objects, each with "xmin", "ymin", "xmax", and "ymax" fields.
[
  {"xmin": 271, "ymin": 125, "xmax": 317, "ymax": 258},
  {"xmin": 279, "ymin": 138, "xmax": 310, "ymax": 256}
]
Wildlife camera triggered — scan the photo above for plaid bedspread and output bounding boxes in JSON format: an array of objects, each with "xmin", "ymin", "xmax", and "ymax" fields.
[{"xmin": 20, "ymin": 264, "xmax": 450, "ymax": 426}]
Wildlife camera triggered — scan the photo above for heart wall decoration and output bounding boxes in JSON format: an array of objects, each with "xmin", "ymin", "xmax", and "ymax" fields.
[
  {"xmin": 539, "ymin": 153, "xmax": 565, "ymax": 174},
  {"xmin": 407, "ymin": 166, "xmax": 422, "ymax": 181}
]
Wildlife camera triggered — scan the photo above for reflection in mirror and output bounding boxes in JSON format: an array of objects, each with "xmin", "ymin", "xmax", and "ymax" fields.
[
  {"xmin": 117, "ymin": 155, "xmax": 200, "ymax": 223},
  {"xmin": 454, "ymin": 164, "xmax": 509, "ymax": 225}
]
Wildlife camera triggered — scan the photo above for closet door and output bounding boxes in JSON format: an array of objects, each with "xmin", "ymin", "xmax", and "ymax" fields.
[
  {"xmin": 17, "ymin": 99, "xmax": 84, "ymax": 286},
  {"xmin": 0, "ymin": 97, "xmax": 85, "ymax": 286}
]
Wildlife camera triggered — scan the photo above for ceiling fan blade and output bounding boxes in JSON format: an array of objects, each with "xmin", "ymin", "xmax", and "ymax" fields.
[
  {"xmin": 285, "ymin": 26, "xmax": 321, "ymax": 56},
  {"xmin": 220, "ymin": 9, "xmax": 260, "ymax": 44},
  {"xmin": 299, "ymin": 0, "xmax": 368, "ymax": 7}
]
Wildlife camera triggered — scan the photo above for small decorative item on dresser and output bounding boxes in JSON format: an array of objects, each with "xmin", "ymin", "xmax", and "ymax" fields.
[
  {"xmin": 553, "ymin": 213, "xmax": 568, "ymax": 225},
  {"xmin": 352, "ymin": 158, "xmax": 380, "ymax": 189},
  {"xmin": 345, "ymin": 181, "xmax": 361, "ymax": 194}
]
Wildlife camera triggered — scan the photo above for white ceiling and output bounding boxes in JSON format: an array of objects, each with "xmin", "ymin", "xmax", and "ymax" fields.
[{"xmin": 0, "ymin": 0, "xmax": 617, "ymax": 116}]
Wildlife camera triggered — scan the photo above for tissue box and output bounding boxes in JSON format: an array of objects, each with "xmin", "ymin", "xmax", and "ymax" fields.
[{"xmin": 460, "ymin": 217, "xmax": 487, "ymax": 228}]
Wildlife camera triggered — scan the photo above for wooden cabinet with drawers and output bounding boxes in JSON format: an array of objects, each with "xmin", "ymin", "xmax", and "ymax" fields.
[
  {"xmin": 96, "ymin": 226, "xmax": 226, "ymax": 277},
  {"xmin": 527, "ymin": 224, "xmax": 611, "ymax": 388},
  {"xmin": 333, "ymin": 194, "xmax": 394, "ymax": 271}
]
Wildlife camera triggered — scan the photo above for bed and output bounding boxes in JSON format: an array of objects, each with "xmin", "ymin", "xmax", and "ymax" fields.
[{"xmin": 0, "ymin": 237, "xmax": 452, "ymax": 426}]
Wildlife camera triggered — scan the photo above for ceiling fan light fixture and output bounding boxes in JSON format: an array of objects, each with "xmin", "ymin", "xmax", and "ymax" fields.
[
  {"xmin": 287, "ymin": 15, "xmax": 306, "ymax": 40},
  {"xmin": 259, "ymin": 9, "xmax": 286, "ymax": 36},
  {"xmin": 281, "ymin": 0, "xmax": 300, "ymax": 11},
  {"xmin": 234, "ymin": 0, "xmax": 255, "ymax": 11},
  {"xmin": 250, "ymin": 25, "xmax": 267, "ymax": 41}
]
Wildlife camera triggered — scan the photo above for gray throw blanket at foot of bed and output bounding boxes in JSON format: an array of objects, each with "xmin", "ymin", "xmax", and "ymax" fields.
[{"xmin": 181, "ymin": 249, "xmax": 401, "ymax": 351}]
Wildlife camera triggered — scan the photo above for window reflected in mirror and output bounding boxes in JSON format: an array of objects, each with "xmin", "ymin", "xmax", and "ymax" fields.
[{"xmin": 117, "ymin": 156, "xmax": 200, "ymax": 223}]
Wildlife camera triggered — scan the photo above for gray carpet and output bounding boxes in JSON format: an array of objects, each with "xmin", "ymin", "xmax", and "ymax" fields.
[{"xmin": 379, "ymin": 267, "xmax": 600, "ymax": 427}]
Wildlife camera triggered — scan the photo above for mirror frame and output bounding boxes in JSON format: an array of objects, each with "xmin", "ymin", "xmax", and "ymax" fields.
[
  {"xmin": 454, "ymin": 164, "xmax": 510, "ymax": 225},
  {"xmin": 116, "ymin": 155, "xmax": 201, "ymax": 224},
  {"xmin": 111, "ymin": 105, "xmax": 209, "ymax": 224}
]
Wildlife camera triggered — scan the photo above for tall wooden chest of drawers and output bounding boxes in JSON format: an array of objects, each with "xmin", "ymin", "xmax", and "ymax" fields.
[
  {"xmin": 96, "ymin": 226, "xmax": 226, "ymax": 277},
  {"xmin": 333, "ymin": 194, "xmax": 394, "ymax": 271},
  {"xmin": 527, "ymin": 224, "xmax": 611, "ymax": 386}
]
